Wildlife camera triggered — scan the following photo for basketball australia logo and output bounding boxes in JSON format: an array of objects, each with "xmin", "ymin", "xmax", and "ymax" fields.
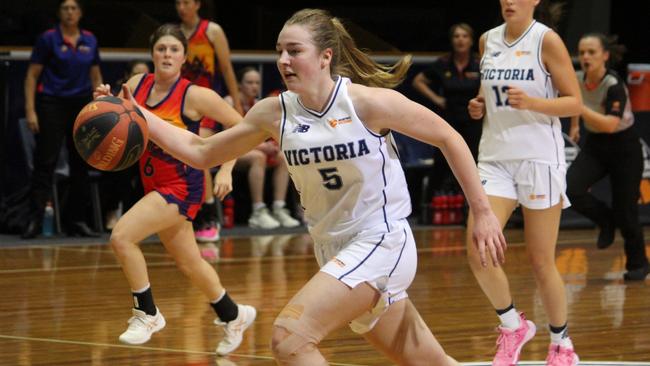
[{"xmin": 327, "ymin": 116, "xmax": 352, "ymax": 128}]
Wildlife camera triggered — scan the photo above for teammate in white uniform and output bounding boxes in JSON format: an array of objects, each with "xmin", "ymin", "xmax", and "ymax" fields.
[
  {"xmin": 130, "ymin": 9, "xmax": 505, "ymax": 365},
  {"xmin": 467, "ymin": 1, "xmax": 582, "ymax": 366}
]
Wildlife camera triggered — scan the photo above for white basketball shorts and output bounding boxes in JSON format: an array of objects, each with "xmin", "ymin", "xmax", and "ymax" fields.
[
  {"xmin": 478, "ymin": 160, "xmax": 570, "ymax": 209},
  {"xmin": 314, "ymin": 218, "xmax": 417, "ymax": 334}
]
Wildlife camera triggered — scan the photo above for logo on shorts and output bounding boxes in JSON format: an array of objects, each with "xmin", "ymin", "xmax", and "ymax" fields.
[
  {"xmin": 331, "ymin": 257, "xmax": 346, "ymax": 267},
  {"xmin": 481, "ymin": 179, "xmax": 487, "ymax": 186},
  {"xmin": 529, "ymin": 194, "xmax": 546, "ymax": 200}
]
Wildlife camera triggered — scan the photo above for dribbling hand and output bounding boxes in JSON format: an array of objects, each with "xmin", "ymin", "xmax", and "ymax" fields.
[
  {"xmin": 468, "ymin": 95, "xmax": 485, "ymax": 120},
  {"xmin": 93, "ymin": 83, "xmax": 113, "ymax": 99}
]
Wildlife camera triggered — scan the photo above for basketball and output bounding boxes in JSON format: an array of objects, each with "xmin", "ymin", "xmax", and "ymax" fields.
[{"xmin": 73, "ymin": 95, "xmax": 148, "ymax": 171}]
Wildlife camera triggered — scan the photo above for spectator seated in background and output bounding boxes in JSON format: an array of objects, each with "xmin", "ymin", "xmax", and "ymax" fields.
[{"xmin": 225, "ymin": 67, "xmax": 300, "ymax": 229}]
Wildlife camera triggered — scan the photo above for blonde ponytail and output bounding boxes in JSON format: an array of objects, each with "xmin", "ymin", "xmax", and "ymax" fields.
[{"xmin": 285, "ymin": 9, "xmax": 411, "ymax": 88}]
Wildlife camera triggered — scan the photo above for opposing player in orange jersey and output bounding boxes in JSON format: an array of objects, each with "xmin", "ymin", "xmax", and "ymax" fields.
[{"xmin": 94, "ymin": 24, "xmax": 255, "ymax": 356}]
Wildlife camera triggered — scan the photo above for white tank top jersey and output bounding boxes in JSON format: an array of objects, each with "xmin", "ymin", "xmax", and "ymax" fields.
[
  {"xmin": 279, "ymin": 76, "xmax": 411, "ymax": 244},
  {"xmin": 479, "ymin": 21, "xmax": 565, "ymax": 166}
]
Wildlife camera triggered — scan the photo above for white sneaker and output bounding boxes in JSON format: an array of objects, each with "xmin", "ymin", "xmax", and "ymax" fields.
[
  {"xmin": 272, "ymin": 207, "xmax": 301, "ymax": 228},
  {"xmin": 248, "ymin": 208, "xmax": 280, "ymax": 229},
  {"xmin": 215, "ymin": 304, "xmax": 257, "ymax": 355},
  {"xmin": 119, "ymin": 308, "xmax": 166, "ymax": 345}
]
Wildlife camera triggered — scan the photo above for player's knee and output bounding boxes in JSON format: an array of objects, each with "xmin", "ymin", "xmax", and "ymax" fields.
[
  {"xmin": 251, "ymin": 150, "xmax": 267, "ymax": 166},
  {"xmin": 109, "ymin": 228, "xmax": 132, "ymax": 256},
  {"xmin": 271, "ymin": 325, "xmax": 318, "ymax": 360},
  {"xmin": 528, "ymin": 253, "xmax": 554, "ymax": 277},
  {"xmin": 271, "ymin": 304, "xmax": 328, "ymax": 361}
]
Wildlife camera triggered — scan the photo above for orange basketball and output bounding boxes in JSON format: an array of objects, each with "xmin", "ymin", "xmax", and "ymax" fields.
[{"xmin": 73, "ymin": 96, "xmax": 148, "ymax": 171}]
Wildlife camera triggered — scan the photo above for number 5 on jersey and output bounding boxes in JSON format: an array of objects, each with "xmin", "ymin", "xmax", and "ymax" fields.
[{"xmin": 318, "ymin": 167, "xmax": 342, "ymax": 190}]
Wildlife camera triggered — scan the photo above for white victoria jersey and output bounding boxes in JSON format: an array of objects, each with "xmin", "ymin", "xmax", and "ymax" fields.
[
  {"xmin": 479, "ymin": 21, "xmax": 565, "ymax": 165},
  {"xmin": 279, "ymin": 76, "xmax": 411, "ymax": 244}
]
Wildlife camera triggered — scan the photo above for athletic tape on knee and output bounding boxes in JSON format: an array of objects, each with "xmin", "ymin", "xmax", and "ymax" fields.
[{"xmin": 273, "ymin": 304, "xmax": 328, "ymax": 356}]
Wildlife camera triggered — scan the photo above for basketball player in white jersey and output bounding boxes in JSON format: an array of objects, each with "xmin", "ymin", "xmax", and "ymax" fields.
[
  {"xmin": 467, "ymin": 1, "xmax": 582, "ymax": 365},
  {"xmin": 125, "ymin": 8, "xmax": 506, "ymax": 365}
]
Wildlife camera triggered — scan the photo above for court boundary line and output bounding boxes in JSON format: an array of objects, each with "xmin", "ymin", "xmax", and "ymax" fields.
[
  {"xmin": 0, "ymin": 238, "xmax": 609, "ymax": 275},
  {"xmin": 463, "ymin": 363, "xmax": 650, "ymax": 366},
  {"xmin": 2, "ymin": 334, "xmax": 646, "ymax": 366},
  {"xmin": 0, "ymin": 334, "xmax": 366, "ymax": 366}
]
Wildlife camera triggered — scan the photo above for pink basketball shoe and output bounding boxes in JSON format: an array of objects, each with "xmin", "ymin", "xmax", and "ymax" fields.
[
  {"xmin": 492, "ymin": 312, "xmax": 536, "ymax": 366},
  {"xmin": 545, "ymin": 343, "xmax": 579, "ymax": 366}
]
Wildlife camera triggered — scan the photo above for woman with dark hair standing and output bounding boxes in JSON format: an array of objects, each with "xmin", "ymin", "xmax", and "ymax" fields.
[
  {"xmin": 566, "ymin": 33, "xmax": 649, "ymax": 281},
  {"xmin": 22, "ymin": 0, "xmax": 103, "ymax": 239},
  {"xmin": 412, "ymin": 23, "xmax": 482, "ymax": 195},
  {"xmin": 467, "ymin": 1, "xmax": 582, "ymax": 365},
  {"xmin": 93, "ymin": 24, "xmax": 255, "ymax": 355}
]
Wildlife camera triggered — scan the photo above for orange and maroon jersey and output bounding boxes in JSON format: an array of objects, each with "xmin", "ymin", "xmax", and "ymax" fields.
[
  {"xmin": 182, "ymin": 19, "xmax": 219, "ymax": 91},
  {"xmin": 133, "ymin": 74, "xmax": 204, "ymax": 219}
]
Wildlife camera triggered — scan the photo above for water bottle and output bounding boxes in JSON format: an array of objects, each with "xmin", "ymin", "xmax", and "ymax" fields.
[
  {"xmin": 42, "ymin": 202, "xmax": 54, "ymax": 237},
  {"xmin": 222, "ymin": 195, "xmax": 235, "ymax": 229}
]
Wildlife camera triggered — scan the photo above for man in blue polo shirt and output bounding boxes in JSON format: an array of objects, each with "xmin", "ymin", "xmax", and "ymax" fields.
[{"xmin": 22, "ymin": 0, "xmax": 103, "ymax": 239}]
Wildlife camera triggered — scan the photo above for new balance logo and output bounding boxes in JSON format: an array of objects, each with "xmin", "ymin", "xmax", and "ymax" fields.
[
  {"xmin": 491, "ymin": 51, "xmax": 501, "ymax": 57},
  {"xmin": 292, "ymin": 124, "xmax": 310, "ymax": 133}
]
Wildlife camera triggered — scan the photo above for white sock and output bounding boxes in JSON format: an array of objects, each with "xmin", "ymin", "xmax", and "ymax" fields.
[
  {"xmin": 132, "ymin": 284, "xmax": 151, "ymax": 293},
  {"xmin": 252, "ymin": 202, "xmax": 266, "ymax": 211},
  {"xmin": 210, "ymin": 289, "xmax": 226, "ymax": 304},
  {"xmin": 498, "ymin": 307, "xmax": 521, "ymax": 329},
  {"xmin": 549, "ymin": 325, "xmax": 572, "ymax": 348},
  {"xmin": 272, "ymin": 200, "xmax": 286, "ymax": 210}
]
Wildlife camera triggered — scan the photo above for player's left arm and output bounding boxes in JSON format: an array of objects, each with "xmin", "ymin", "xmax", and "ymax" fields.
[
  {"xmin": 186, "ymin": 85, "xmax": 242, "ymax": 128},
  {"xmin": 208, "ymin": 22, "xmax": 243, "ymax": 115},
  {"xmin": 356, "ymin": 85, "xmax": 506, "ymax": 266},
  {"xmin": 509, "ymin": 31, "xmax": 581, "ymax": 117},
  {"xmin": 186, "ymin": 85, "xmax": 240, "ymax": 192}
]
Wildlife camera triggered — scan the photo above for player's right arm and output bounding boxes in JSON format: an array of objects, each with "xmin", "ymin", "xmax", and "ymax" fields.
[{"xmin": 123, "ymin": 84, "xmax": 276, "ymax": 170}]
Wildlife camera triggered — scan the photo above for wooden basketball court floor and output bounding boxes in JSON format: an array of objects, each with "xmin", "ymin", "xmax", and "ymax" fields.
[{"xmin": 1, "ymin": 226, "xmax": 649, "ymax": 365}]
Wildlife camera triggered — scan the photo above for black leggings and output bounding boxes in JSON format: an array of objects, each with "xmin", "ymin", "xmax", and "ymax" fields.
[
  {"xmin": 566, "ymin": 127, "xmax": 648, "ymax": 270},
  {"xmin": 29, "ymin": 94, "xmax": 92, "ymax": 224}
]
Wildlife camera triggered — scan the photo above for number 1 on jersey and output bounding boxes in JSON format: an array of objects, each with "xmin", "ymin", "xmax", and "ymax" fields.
[{"xmin": 491, "ymin": 85, "xmax": 510, "ymax": 107}]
